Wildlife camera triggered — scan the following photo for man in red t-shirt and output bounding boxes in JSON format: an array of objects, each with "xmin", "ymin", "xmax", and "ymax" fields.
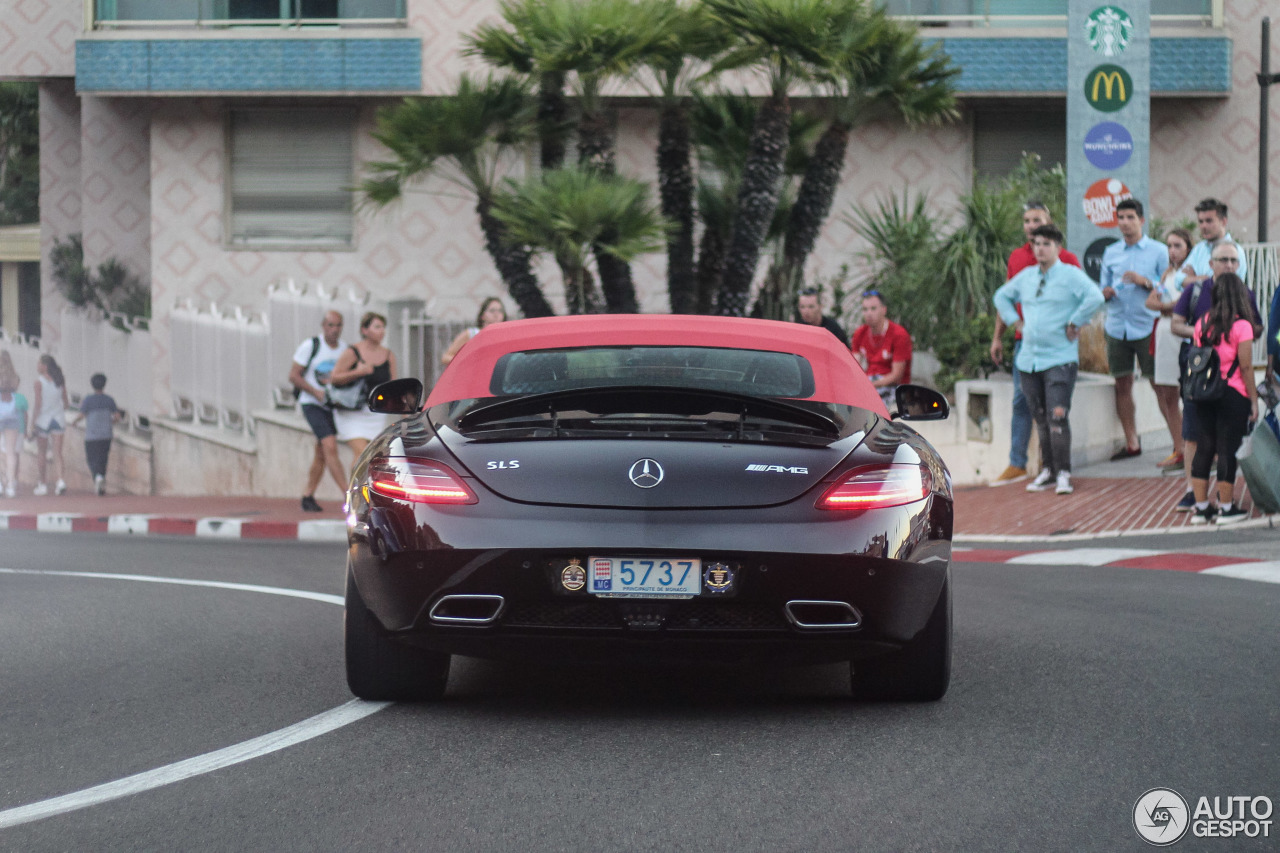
[
  {"xmin": 851, "ymin": 290, "xmax": 912, "ymax": 408},
  {"xmin": 989, "ymin": 201, "xmax": 1081, "ymax": 483}
]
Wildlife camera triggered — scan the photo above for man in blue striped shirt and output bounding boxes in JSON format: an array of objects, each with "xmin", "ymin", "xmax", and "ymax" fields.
[
  {"xmin": 1099, "ymin": 198, "xmax": 1167, "ymax": 460},
  {"xmin": 994, "ymin": 225, "xmax": 1106, "ymax": 496}
]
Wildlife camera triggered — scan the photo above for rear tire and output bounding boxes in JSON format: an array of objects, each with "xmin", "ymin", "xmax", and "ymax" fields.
[
  {"xmin": 850, "ymin": 575, "xmax": 951, "ymax": 702},
  {"xmin": 345, "ymin": 570, "xmax": 450, "ymax": 701}
]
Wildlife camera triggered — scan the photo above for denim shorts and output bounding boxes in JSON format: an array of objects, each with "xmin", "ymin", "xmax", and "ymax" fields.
[
  {"xmin": 301, "ymin": 403, "xmax": 337, "ymax": 440},
  {"xmin": 33, "ymin": 418, "xmax": 64, "ymax": 436}
]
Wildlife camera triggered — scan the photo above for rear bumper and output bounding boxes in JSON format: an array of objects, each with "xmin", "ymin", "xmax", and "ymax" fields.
[{"xmin": 346, "ymin": 489, "xmax": 951, "ymax": 666}]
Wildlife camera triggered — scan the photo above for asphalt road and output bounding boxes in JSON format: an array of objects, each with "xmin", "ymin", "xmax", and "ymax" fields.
[{"xmin": 1, "ymin": 532, "xmax": 1277, "ymax": 852}]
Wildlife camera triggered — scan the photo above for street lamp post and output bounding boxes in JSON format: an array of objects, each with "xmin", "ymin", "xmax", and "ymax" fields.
[{"xmin": 1261, "ymin": 18, "xmax": 1280, "ymax": 242}]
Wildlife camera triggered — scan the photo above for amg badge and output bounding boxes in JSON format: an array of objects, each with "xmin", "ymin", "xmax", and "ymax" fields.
[{"xmin": 745, "ymin": 464, "xmax": 809, "ymax": 474}]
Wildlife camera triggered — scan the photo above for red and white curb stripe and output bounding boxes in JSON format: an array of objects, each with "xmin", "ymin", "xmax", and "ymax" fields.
[
  {"xmin": 954, "ymin": 546, "xmax": 1280, "ymax": 584},
  {"xmin": 0, "ymin": 512, "xmax": 347, "ymax": 543}
]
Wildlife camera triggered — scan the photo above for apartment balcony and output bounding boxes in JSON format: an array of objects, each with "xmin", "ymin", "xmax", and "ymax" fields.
[
  {"xmin": 79, "ymin": 0, "xmax": 419, "ymax": 95},
  {"xmin": 886, "ymin": 0, "xmax": 1230, "ymax": 96}
]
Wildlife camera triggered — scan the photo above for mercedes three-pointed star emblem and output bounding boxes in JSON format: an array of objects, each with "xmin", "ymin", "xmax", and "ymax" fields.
[{"xmin": 628, "ymin": 458, "xmax": 664, "ymax": 488}]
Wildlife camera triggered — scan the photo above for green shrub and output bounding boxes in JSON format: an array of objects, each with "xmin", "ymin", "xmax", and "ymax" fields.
[{"xmin": 847, "ymin": 153, "xmax": 1066, "ymax": 394}]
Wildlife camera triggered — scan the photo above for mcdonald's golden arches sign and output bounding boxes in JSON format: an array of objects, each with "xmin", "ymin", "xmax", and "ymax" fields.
[{"xmin": 1084, "ymin": 64, "xmax": 1133, "ymax": 112}]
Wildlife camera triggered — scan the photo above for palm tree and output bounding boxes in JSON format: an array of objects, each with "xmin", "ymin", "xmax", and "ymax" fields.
[
  {"xmin": 0, "ymin": 81, "xmax": 39, "ymax": 226},
  {"xmin": 359, "ymin": 74, "xmax": 555, "ymax": 318},
  {"xmin": 690, "ymin": 92, "xmax": 823, "ymax": 316},
  {"xmin": 700, "ymin": 0, "xmax": 860, "ymax": 316},
  {"xmin": 469, "ymin": 0, "xmax": 672, "ymax": 313},
  {"xmin": 771, "ymin": 7, "xmax": 957, "ymax": 303},
  {"xmin": 632, "ymin": 0, "xmax": 734, "ymax": 314},
  {"xmin": 491, "ymin": 168, "xmax": 667, "ymax": 314}
]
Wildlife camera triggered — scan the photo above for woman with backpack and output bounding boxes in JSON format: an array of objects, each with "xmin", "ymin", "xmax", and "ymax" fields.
[{"xmin": 1187, "ymin": 272, "xmax": 1259, "ymax": 524}]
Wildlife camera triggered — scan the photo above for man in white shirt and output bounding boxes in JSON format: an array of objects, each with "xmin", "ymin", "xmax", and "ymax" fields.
[{"xmin": 289, "ymin": 311, "xmax": 349, "ymax": 512}]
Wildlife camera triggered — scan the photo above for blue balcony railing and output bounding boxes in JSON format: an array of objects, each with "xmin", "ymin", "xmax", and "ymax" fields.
[
  {"xmin": 94, "ymin": 0, "xmax": 406, "ymax": 28},
  {"xmin": 883, "ymin": 0, "xmax": 1220, "ymax": 28}
]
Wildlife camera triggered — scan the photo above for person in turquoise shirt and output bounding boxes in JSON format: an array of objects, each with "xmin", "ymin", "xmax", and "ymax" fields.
[
  {"xmin": 993, "ymin": 224, "xmax": 1106, "ymax": 496},
  {"xmin": 1099, "ymin": 198, "xmax": 1167, "ymax": 460}
]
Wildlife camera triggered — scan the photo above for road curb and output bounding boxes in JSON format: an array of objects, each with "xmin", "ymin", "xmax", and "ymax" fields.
[
  {"xmin": 0, "ymin": 512, "xmax": 347, "ymax": 543},
  {"xmin": 954, "ymin": 512, "xmax": 1278, "ymax": 543},
  {"xmin": 953, "ymin": 546, "xmax": 1280, "ymax": 584}
]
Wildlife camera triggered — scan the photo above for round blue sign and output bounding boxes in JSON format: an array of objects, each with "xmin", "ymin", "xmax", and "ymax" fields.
[{"xmin": 1083, "ymin": 121, "xmax": 1134, "ymax": 170}]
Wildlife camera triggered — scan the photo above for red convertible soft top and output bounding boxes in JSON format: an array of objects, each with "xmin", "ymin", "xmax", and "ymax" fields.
[{"xmin": 426, "ymin": 315, "xmax": 886, "ymax": 413}]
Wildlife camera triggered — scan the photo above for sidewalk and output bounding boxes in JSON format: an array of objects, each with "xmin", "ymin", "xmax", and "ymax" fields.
[
  {"xmin": 953, "ymin": 435, "xmax": 1277, "ymax": 540},
  {"xmin": 1, "ymin": 440, "xmax": 1275, "ymax": 543}
]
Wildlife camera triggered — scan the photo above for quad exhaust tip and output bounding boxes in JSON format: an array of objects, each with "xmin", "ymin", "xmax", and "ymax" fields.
[
  {"xmin": 429, "ymin": 594, "xmax": 506, "ymax": 625},
  {"xmin": 784, "ymin": 600, "xmax": 862, "ymax": 630}
]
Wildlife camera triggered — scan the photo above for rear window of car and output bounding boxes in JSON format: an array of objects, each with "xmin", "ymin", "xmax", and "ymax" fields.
[{"xmin": 489, "ymin": 346, "xmax": 816, "ymax": 399}]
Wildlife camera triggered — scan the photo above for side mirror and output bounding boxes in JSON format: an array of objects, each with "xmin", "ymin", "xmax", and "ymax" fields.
[
  {"xmin": 893, "ymin": 384, "xmax": 949, "ymax": 421},
  {"xmin": 367, "ymin": 378, "xmax": 423, "ymax": 415}
]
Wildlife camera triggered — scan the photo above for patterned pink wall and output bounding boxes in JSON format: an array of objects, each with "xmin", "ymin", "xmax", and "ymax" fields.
[
  {"xmin": 1151, "ymin": 0, "xmax": 1280, "ymax": 242},
  {"xmin": 0, "ymin": 0, "xmax": 78, "ymax": 78},
  {"xmin": 80, "ymin": 97, "xmax": 150, "ymax": 281},
  {"xmin": 37, "ymin": 80, "xmax": 79, "ymax": 346}
]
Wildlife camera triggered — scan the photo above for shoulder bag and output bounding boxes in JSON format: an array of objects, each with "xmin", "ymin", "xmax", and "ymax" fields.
[{"xmin": 325, "ymin": 346, "xmax": 370, "ymax": 411}]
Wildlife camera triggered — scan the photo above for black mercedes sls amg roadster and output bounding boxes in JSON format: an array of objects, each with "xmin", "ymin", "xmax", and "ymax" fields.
[{"xmin": 344, "ymin": 315, "xmax": 953, "ymax": 701}]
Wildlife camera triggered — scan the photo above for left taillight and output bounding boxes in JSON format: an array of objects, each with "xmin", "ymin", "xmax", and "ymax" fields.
[
  {"xmin": 816, "ymin": 463, "xmax": 931, "ymax": 511},
  {"xmin": 369, "ymin": 458, "xmax": 477, "ymax": 505}
]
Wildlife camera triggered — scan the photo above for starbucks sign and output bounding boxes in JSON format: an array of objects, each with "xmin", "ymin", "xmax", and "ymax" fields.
[{"xmin": 1086, "ymin": 5, "xmax": 1134, "ymax": 56}]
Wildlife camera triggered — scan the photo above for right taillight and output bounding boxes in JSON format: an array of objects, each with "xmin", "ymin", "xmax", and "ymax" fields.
[
  {"xmin": 816, "ymin": 463, "xmax": 931, "ymax": 511},
  {"xmin": 369, "ymin": 458, "xmax": 477, "ymax": 505}
]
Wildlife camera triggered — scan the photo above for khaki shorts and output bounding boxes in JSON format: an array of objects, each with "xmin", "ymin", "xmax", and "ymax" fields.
[{"xmin": 1106, "ymin": 333, "xmax": 1155, "ymax": 378}]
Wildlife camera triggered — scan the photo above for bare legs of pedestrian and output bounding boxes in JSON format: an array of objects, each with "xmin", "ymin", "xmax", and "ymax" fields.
[
  {"xmin": 1113, "ymin": 374, "xmax": 1140, "ymax": 453},
  {"xmin": 346, "ymin": 438, "xmax": 369, "ymax": 476},
  {"xmin": 1152, "ymin": 382, "xmax": 1183, "ymax": 458},
  {"xmin": 302, "ymin": 435, "xmax": 348, "ymax": 511},
  {"xmin": 0, "ymin": 429, "xmax": 19, "ymax": 496},
  {"xmin": 33, "ymin": 432, "xmax": 65, "ymax": 494}
]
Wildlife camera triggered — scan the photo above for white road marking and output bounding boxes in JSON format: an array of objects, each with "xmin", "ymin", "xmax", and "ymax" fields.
[
  {"xmin": 0, "ymin": 568, "xmax": 344, "ymax": 606},
  {"xmin": 0, "ymin": 566, "xmax": 369, "ymax": 828},
  {"xmin": 0, "ymin": 699, "xmax": 389, "ymax": 829},
  {"xmin": 1201, "ymin": 562, "xmax": 1280, "ymax": 585},
  {"xmin": 1006, "ymin": 548, "xmax": 1164, "ymax": 566}
]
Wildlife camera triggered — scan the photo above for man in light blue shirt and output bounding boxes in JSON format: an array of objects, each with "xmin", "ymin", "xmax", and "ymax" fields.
[
  {"xmin": 1098, "ymin": 198, "xmax": 1167, "ymax": 460},
  {"xmin": 1182, "ymin": 198, "xmax": 1248, "ymax": 283},
  {"xmin": 994, "ymin": 224, "xmax": 1105, "ymax": 496}
]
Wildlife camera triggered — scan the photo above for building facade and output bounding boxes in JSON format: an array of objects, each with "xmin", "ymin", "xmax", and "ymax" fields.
[{"xmin": 0, "ymin": 0, "xmax": 1274, "ymax": 423}]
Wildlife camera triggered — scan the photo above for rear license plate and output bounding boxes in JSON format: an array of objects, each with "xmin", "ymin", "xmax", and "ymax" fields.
[{"xmin": 589, "ymin": 557, "xmax": 701, "ymax": 598}]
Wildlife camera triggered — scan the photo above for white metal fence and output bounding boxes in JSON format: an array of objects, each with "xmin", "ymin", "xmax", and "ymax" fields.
[
  {"xmin": 169, "ymin": 300, "xmax": 270, "ymax": 434},
  {"xmin": 265, "ymin": 279, "xmax": 371, "ymax": 408},
  {"xmin": 59, "ymin": 310, "xmax": 153, "ymax": 430},
  {"xmin": 1244, "ymin": 242, "xmax": 1278, "ymax": 366}
]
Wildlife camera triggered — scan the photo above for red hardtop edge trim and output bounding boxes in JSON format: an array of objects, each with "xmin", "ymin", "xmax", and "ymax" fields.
[{"xmin": 424, "ymin": 314, "xmax": 888, "ymax": 414}]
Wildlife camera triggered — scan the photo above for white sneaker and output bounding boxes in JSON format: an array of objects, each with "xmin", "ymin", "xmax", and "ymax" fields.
[
  {"xmin": 55, "ymin": 479, "xmax": 67, "ymax": 495},
  {"xmin": 1055, "ymin": 471, "xmax": 1073, "ymax": 495},
  {"xmin": 3, "ymin": 483, "xmax": 13, "ymax": 498},
  {"xmin": 32, "ymin": 482, "xmax": 48, "ymax": 496},
  {"xmin": 94, "ymin": 474, "xmax": 106, "ymax": 496},
  {"xmin": 1026, "ymin": 469, "xmax": 1054, "ymax": 491}
]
